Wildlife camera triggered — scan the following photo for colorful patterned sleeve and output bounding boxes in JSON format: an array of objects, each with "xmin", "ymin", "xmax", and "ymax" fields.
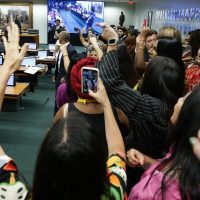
[
  {"xmin": 102, "ymin": 153, "xmax": 127, "ymax": 200},
  {"xmin": 0, "ymin": 155, "xmax": 29, "ymax": 200}
]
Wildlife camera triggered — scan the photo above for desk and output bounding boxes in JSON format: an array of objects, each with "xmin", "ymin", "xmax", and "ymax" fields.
[
  {"xmin": 20, "ymin": 34, "xmax": 39, "ymax": 48},
  {"xmin": 3, "ymin": 83, "xmax": 30, "ymax": 112},
  {"xmin": 16, "ymin": 66, "xmax": 48, "ymax": 76},
  {"xmin": 37, "ymin": 57, "xmax": 55, "ymax": 74},
  {"xmin": 15, "ymin": 66, "xmax": 48, "ymax": 86},
  {"xmin": 37, "ymin": 57, "xmax": 56, "ymax": 65}
]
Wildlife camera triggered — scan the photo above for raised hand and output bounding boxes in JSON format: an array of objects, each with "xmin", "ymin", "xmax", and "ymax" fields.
[
  {"xmin": 89, "ymin": 78, "xmax": 109, "ymax": 108},
  {"xmin": 2, "ymin": 22, "xmax": 28, "ymax": 75},
  {"xmin": 96, "ymin": 22, "xmax": 118, "ymax": 41},
  {"xmin": 140, "ymin": 26, "xmax": 150, "ymax": 41},
  {"xmin": 0, "ymin": 22, "xmax": 28, "ymax": 110}
]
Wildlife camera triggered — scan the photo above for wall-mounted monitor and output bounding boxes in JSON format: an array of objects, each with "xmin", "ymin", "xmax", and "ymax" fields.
[{"xmin": 48, "ymin": 0, "xmax": 104, "ymax": 37}]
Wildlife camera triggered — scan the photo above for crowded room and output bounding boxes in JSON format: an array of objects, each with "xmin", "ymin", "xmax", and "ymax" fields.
[{"xmin": 0, "ymin": 0, "xmax": 200, "ymax": 199}]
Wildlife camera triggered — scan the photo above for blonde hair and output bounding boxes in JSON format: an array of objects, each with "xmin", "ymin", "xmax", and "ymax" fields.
[{"xmin": 158, "ymin": 26, "xmax": 182, "ymax": 42}]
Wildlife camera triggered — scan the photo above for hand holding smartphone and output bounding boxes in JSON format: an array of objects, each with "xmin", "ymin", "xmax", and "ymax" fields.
[{"xmin": 81, "ymin": 67, "xmax": 99, "ymax": 94}]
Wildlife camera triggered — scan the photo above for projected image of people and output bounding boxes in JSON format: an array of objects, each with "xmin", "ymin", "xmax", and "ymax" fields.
[{"xmin": 48, "ymin": 0, "xmax": 104, "ymax": 42}]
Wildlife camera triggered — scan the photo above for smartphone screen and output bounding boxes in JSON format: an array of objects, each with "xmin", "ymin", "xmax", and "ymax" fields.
[{"xmin": 82, "ymin": 67, "xmax": 99, "ymax": 94}]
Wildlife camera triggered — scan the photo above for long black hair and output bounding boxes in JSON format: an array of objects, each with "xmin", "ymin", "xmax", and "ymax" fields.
[
  {"xmin": 140, "ymin": 56, "xmax": 185, "ymax": 112},
  {"xmin": 32, "ymin": 113, "xmax": 107, "ymax": 200},
  {"xmin": 152, "ymin": 85, "xmax": 200, "ymax": 200},
  {"xmin": 157, "ymin": 37, "xmax": 184, "ymax": 73},
  {"xmin": 188, "ymin": 29, "xmax": 200, "ymax": 58},
  {"xmin": 118, "ymin": 42, "xmax": 139, "ymax": 88}
]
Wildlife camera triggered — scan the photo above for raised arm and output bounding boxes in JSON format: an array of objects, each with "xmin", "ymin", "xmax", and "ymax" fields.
[
  {"xmin": 60, "ymin": 44, "xmax": 70, "ymax": 72},
  {"xmin": 89, "ymin": 79, "xmax": 125, "ymax": 157},
  {"xmin": 134, "ymin": 27, "xmax": 150, "ymax": 75},
  {"xmin": 95, "ymin": 23, "xmax": 164, "ymax": 122},
  {"xmin": 90, "ymin": 37, "xmax": 103, "ymax": 60},
  {"xmin": 78, "ymin": 28, "xmax": 89, "ymax": 48},
  {"xmin": 0, "ymin": 22, "xmax": 28, "ymax": 110}
]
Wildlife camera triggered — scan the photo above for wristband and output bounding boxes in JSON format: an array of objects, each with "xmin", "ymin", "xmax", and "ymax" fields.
[
  {"xmin": 108, "ymin": 39, "xmax": 118, "ymax": 46},
  {"xmin": 63, "ymin": 54, "xmax": 68, "ymax": 57}
]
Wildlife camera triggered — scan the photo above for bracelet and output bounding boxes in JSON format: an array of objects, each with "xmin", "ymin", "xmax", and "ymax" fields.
[
  {"xmin": 137, "ymin": 45, "xmax": 145, "ymax": 50},
  {"xmin": 63, "ymin": 54, "xmax": 68, "ymax": 57},
  {"xmin": 137, "ymin": 47, "xmax": 145, "ymax": 50},
  {"xmin": 137, "ymin": 42, "xmax": 145, "ymax": 45}
]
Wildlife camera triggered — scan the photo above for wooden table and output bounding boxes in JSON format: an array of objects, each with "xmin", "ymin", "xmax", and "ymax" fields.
[
  {"xmin": 37, "ymin": 57, "xmax": 56, "ymax": 65},
  {"xmin": 14, "ymin": 65, "xmax": 48, "ymax": 86},
  {"xmin": 16, "ymin": 66, "xmax": 48, "ymax": 76},
  {"xmin": 36, "ymin": 57, "xmax": 55, "ymax": 74},
  {"xmin": 2, "ymin": 83, "xmax": 30, "ymax": 112}
]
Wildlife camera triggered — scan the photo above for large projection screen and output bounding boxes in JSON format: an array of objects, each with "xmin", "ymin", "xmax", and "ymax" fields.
[{"xmin": 48, "ymin": 0, "xmax": 104, "ymax": 41}]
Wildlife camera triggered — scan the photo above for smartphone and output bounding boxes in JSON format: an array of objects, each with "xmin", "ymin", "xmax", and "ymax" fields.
[
  {"xmin": 74, "ymin": 27, "xmax": 80, "ymax": 32},
  {"xmin": 81, "ymin": 67, "xmax": 99, "ymax": 94}
]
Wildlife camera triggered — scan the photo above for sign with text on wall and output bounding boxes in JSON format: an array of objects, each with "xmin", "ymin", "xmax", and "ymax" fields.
[{"xmin": 155, "ymin": 8, "xmax": 200, "ymax": 36}]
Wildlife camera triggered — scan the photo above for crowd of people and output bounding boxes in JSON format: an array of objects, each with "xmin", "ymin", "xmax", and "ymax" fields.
[{"xmin": 0, "ymin": 18, "xmax": 200, "ymax": 200}]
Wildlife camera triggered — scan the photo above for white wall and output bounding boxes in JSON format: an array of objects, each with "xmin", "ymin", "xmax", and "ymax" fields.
[
  {"xmin": 33, "ymin": 3, "xmax": 47, "ymax": 44},
  {"xmin": 9, "ymin": 0, "xmax": 200, "ymax": 43},
  {"xmin": 133, "ymin": 0, "xmax": 200, "ymax": 31},
  {"xmin": 104, "ymin": 2, "xmax": 135, "ymax": 27}
]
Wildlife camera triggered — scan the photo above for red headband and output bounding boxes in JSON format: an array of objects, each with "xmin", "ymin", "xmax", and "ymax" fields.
[{"xmin": 70, "ymin": 57, "xmax": 98, "ymax": 99}]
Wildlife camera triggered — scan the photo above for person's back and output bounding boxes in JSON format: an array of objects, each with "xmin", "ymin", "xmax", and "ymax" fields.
[
  {"xmin": 55, "ymin": 56, "xmax": 128, "ymax": 149},
  {"xmin": 32, "ymin": 80, "xmax": 127, "ymax": 200},
  {"xmin": 32, "ymin": 115, "xmax": 107, "ymax": 200}
]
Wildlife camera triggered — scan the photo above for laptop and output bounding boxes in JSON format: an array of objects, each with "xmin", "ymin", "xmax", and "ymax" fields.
[
  {"xmin": 0, "ymin": 55, "xmax": 3, "ymax": 65},
  {"xmin": 7, "ymin": 74, "xmax": 16, "ymax": 86},
  {"xmin": 28, "ymin": 43, "xmax": 37, "ymax": 50},
  {"xmin": 21, "ymin": 57, "xmax": 36, "ymax": 67},
  {"xmin": 38, "ymin": 50, "xmax": 48, "ymax": 59},
  {"xmin": 48, "ymin": 44, "xmax": 55, "ymax": 51}
]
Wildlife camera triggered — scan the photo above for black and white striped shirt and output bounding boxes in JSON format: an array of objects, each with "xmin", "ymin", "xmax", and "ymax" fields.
[{"xmin": 96, "ymin": 50, "xmax": 169, "ymax": 158}]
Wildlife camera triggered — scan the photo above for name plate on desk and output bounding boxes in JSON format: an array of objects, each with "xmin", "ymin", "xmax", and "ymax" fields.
[{"xmin": 28, "ymin": 29, "xmax": 39, "ymax": 34}]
